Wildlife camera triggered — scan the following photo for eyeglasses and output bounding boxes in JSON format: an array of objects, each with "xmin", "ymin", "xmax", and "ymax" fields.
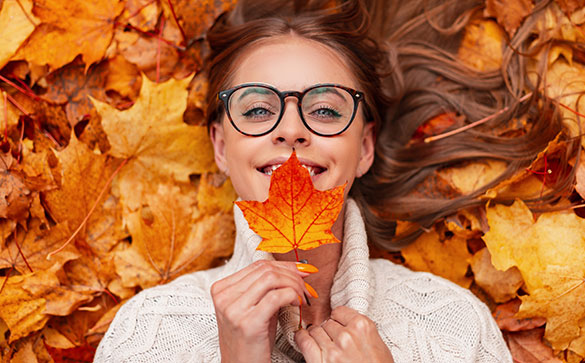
[{"xmin": 218, "ymin": 83, "xmax": 365, "ymax": 137}]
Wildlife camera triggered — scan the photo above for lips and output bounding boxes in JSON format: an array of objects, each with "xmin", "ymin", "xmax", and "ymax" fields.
[{"xmin": 257, "ymin": 158, "xmax": 326, "ymax": 177}]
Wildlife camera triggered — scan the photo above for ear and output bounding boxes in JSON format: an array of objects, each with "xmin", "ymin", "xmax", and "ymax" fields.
[
  {"xmin": 357, "ymin": 122, "xmax": 375, "ymax": 178},
  {"xmin": 209, "ymin": 122, "xmax": 229, "ymax": 176}
]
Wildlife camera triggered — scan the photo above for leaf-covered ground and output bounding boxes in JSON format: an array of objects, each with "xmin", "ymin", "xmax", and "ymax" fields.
[{"xmin": 1, "ymin": 0, "xmax": 585, "ymax": 361}]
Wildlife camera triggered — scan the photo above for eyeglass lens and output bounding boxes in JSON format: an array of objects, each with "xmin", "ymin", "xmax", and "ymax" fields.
[{"xmin": 227, "ymin": 86, "xmax": 355, "ymax": 135}]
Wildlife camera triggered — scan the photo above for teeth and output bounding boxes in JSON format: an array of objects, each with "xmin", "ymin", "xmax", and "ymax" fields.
[
  {"xmin": 261, "ymin": 163, "xmax": 323, "ymax": 177},
  {"xmin": 302, "ymin": 164, "xmax": 317, "ymax": 176}
]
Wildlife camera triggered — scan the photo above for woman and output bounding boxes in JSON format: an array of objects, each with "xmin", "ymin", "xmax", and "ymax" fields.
[{"xmin": 95, "ymin": 0, "xmax": 537, "ymax": 361}]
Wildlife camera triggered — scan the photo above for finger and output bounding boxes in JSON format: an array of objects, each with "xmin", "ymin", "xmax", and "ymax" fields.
[
  {"xmin": 213, "ymin": 260, "xmax": 309, "ymax": 297},
  {"xmin": 295, "ymin": 329, "xmax": 322, "ymax": 363},
  {"xmin": 250, "ymin": 287, "xmax": 302, "ymax": 323},
  {"xmin": 238, "ymin": 269, "xmax": 307, "ymax": 308},
  {"xmin": 308, "ymin": 326, "xmax": 334, "ymax": 348},
  {"xmin": 320, "ymin": 318, "xmax": 345, "ymax": 341},
  {"xmin": 330, "ymin": 305, "xmax": 360, "ymax": 326}
]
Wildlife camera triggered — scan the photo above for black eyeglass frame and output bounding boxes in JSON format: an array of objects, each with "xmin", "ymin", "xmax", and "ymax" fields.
[{"xmin": 218, "ymin": 83, "xmax": 365, "ymax": 137}]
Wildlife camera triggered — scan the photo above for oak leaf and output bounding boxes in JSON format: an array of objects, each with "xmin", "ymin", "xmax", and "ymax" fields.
[
  {"xmin": 93, "ymin": 74, "xmax": 216, "ymax": 212},
  {"xmin": 0, "ymin": 0, "xmax": 37, "ymax": 69},
  {"xmin": 401, "ymin": 229, "xmax": 472, "ymax": 288},
  {"xmin": 483, "ymin": 199, "xmax": 585, "ymax": 350},
  {"xmin": 236, "ymin": 151, "xmax": 345, "ymax": 254},
  {"xmin": 15, "ymin": 0, "xmax": 124, "ymax": 70}
]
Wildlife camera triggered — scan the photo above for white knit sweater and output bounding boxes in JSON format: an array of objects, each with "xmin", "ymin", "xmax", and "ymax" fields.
[{"xmin": 95, "ymin": 199, "xmax": 512, "ymax": 362}]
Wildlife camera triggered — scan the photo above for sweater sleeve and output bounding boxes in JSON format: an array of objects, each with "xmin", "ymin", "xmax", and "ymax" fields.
[{"xmin": 372, "ymin": 260, "xmax": 512, "ymax": 363}]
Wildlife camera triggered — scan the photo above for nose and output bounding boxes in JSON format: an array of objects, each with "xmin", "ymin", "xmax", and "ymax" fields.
[{"xmin": 271, "ymin": 97, "xmax": 311, "ymax": 147}]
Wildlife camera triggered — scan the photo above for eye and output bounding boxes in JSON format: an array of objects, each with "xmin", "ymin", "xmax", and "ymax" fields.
[
  {"xmin": 308, "ymin": 106, "xmax": 342, "ymax": 121},
  {"xmin": 241, "ymin": 104, "xmax": 277, "ymax": 121}
]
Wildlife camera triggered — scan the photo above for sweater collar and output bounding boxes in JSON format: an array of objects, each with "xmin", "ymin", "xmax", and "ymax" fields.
[{"xmin": 232, "ymin": 198, "xmax": 375, "ymax": 355}]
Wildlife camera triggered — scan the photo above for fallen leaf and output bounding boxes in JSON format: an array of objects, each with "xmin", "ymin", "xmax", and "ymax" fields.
[
  {"xmin": 15, "ymin": 0, "xmax": 124, "ymax": 70},
  {"xmin": 197, "ymin": 172, "xmax": 237, "ymax": 214},
  {"xmin": 458, "ymin": 19, "xmax": 506, "ymax": 71},
  {"xmin": 484, "ymin": 0, "xmax": 534, "ymax": 36},
  {"xmin": 471, "ymin": 247, "xmax": 524, "ymax": 303},
  {"xmin": 236, "ymin": 151, "xmax": 345, "ymax": 254},
  {"xmin": 0, "ymin": 0, "xmax": 38, "ymax": 69},
  {"xmin": 401, "ymin": 229, "xmax": 473, "ymax": 288},
  {"xmin": 555, "ymin": 0, "xmax": 585, "ymax": 17},
  {"xmin": 45, "ymin": 342, "xmax": 95, "ymax": 363},
  {"xmin": 42, "ymin": 134, "xmax": 123, "ymax": 256},
  {"xmin": 115, "ymin": 183, "xmax": 234, "ymax": 289},
  {"xmin": 93, "ymin": 74, "xmax": 216, "ymax": 212},
  {"xmin": 105, "ymin": 55, "xmax": 141, "ymax": 100},
  {"xmin": 484, "ymin": 199, "xmax": 585, "ymax": 350},
  {"xmin": 122, "ymin": 0, "xmax": 160, "ymax": 31},
  {"xmin": 11, "ymin": 338, "xmax": 38, "ymax": 363},
  {"xmin": 504, "ymin": 328, "xmax": 563, "ymax": 363},
  {"xmin": 439, "ymin": 159, "xmax": 508, "ymax": 195},
  {"xmin": 493, "ymin": 299, "xmax": 546, "ymax": 331},
  {"xmin": 161, "ymin": 0, "xmax": 237, "ymax": 43},
  {"xmin": 42, "ymin": 61, "xmax": 108, "ymax": 127},
  {"xmin": 0, "ymin": 220, "xmax": 78, "ymax": 274}
]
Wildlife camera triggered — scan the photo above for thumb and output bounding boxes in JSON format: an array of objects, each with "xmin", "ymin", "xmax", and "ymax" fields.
[{"xmin": 295, "ymin": 328, "xmax": 321, "ymax": 363}]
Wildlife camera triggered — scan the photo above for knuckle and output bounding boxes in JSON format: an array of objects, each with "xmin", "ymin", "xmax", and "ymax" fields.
[
  {"xmin": 210, "ymin": 281, "xmax": 222, "ymax": 297},
  {"xmin": 353, "ymin": 315, "xmax": 374, "ymax": 331},
  {"xmin": 337, "ymin": 331, "xmax": 353, "ymax": 348}
]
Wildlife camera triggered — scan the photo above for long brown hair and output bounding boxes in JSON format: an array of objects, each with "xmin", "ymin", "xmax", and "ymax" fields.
[{"xmin": 205, "ymin": 0, "xmax": 577, "ymax": 250}]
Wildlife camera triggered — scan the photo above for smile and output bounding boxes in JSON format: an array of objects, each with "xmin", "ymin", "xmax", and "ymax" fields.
[{"xmin": 257, "ymin": 164, "xmax": 326, "ymax": 176}]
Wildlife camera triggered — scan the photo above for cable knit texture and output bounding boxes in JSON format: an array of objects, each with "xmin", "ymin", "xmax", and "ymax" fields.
[{"xmin": 95, "ymin": 199, "xmax": 512, "ymax": 362}]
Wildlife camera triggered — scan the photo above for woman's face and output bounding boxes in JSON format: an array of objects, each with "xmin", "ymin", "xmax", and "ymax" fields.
[{"xmin": 210, "ymin": 35, "xmax": 375, "ymax": 202}]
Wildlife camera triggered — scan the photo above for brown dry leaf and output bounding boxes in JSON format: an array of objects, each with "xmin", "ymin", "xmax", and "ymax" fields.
[
  {"xmin": 555, "ymin": 0, "xmax": 585, "ymax": 16},
  {"xmin": 439, "ymin": 159, "xmax": 508, "ymax": 195},
  {"xmin": 471, "ymin": 248, "xmax": 524, "ymax": 303},
  {"xmin": 105, "ymin": 55, "xmax": 142, "ymax": 100},
  {"xmin": 484, "ymin": 0, "xmax": 534, "ymax": 36},
  {"xmin": 458, "ymin": 19, "xmax": 506, "ymax": 71},
  {"xmin": 10, "ymin": 338, "xmax": 38, "ymax": 363},
  {"xmin": 0, "ymin": 164, "xmax": 31, "ymax": 221},
  {"xmin": 15, "ymin": 0, "xmax": 124, "ymax": 70},
  {"xmin": 42, "ymin": 62, "xmax": 108, "ymax": 127},
  {"xmin": 122, "ymin": 0, "xmax": 160, "ymax": 31},
  {"xmin": 533, "ymin": 1, "xmax": 585, "ymax": 50},
  {"xmin": 444, "ymin": 207, "xmax": 489, "ymax": 239},
  {"xmin": 114, "ymin": 183, "xmax": 234, "ymax": 289},
  {"xmin": 504, "ymin": 328, "xmax": 563, "ymax": 363},
  {"xmin": 493, "ymin": 299, "xmax": 546, "ymax": 331},
  {"xmin": 0, "ymin": 0, "xmax": 37, "ymax": 69},
  {"xmin": 20, "ymin": 148, "xmax": 59, "ymax": 193},
  {"xmin": 484, "ymin": 199, "xmax": 585, "ymax": 350},
  {"xmin": 0, "ymin": 267, "xmax": 86, "ymax": 342},
  {"xmin": 93, "ymin": 74, "xmax": 216, "ymax": 213},
  {"xmin": 0, "ymin": 220, "xmax": 78, "ymax": 274},
  {"xmin": 85, "ymin": 303, "xmax": 123, "ymax": 345},
  {"xmin": 0, "ymin": 89, "xmax": 20, "ymax": 129},
  {"xmin": 197, "ymin": 173, "xmax": 237, "ymax": 215},
  {"xmin": 161, "ymin": 0, "xmax": 237, "ymax": 43},
  {"xmin": 401, "ymin": 230, "xmax": 472, "ymax": 288},
  {"xmin": 42, "ymin": 134, "xmax": 123, "ymax": 256},
  {"xmin": 184, "ymin": 72, "xmax": 209, "ymax": 126}
]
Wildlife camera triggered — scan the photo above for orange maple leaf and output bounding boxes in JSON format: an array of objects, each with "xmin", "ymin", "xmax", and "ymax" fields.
[{"xmin": 236, "ymin": 151, "xmax": 345, "ymax": 259}]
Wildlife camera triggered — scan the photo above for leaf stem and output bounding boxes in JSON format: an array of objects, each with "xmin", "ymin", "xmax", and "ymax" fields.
[
  {"xmin": 13, "ymin": 228, "xmax": 33, "ymax": 273},
  {"xmin": 166, "ymin": 0, "xmax": 187, "ymax": 47},
  {"xmin": 47, "ymin": 158, "xmax": 129, "ymax": 260}
]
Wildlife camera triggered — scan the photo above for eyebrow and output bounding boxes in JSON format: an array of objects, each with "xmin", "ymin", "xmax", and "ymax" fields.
[{"xmin": 237, "ymin": 87, "xmax": 273, "ymax": 101}]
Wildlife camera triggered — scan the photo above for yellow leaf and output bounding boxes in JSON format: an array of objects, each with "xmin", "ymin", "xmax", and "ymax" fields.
[
  {"xmin": 484, "ymin": 199, "xmax": 585, "ymax": 350},
  {"xmin": 15, "ymin": 0, "xmax": 124, "ymax": 69},
  {"xmin": 93, "ymin": 75, "xmax": 216, "ymax": 212},
  {"xmin": 458, "ymin": 19, "xmax": 505, "ymax": 72},
  {"xmin": 0, "ymin": 0, "xmax": 37, "ymax": 69},
  {"xmin": 401, "ymin": 230, "xmax": 472, "ymax": 288},
  {"xmin": 439, "ymin": 159, "xmax": 508, "ymax": 195}
]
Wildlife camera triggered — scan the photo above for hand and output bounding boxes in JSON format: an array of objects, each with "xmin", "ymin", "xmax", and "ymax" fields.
[
  {"xmin": 295, "ymin": 306, "xmax": 394, "ymax": 363},
  {"xmin": 211, "ymin": 260, "xmax": 313, "ymax": 363}
]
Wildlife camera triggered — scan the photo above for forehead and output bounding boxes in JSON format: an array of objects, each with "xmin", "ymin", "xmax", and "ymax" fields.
[{"xmin": 229, "ymin": 35, "xmax": 358, "ymax": 91}]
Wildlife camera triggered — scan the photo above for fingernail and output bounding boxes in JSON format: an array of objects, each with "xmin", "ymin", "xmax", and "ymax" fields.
[
  {"xmin": 305, "ymin": 282, "xmax": 319, "ymax": 298},
  {"xmin": 296, "ymin": 263, "xmax": 319, "ymax": 273}
]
